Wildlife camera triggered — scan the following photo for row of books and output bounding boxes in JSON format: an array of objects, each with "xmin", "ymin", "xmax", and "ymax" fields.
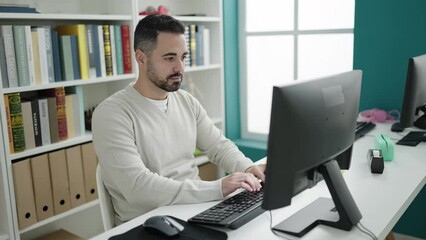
[
  {"xmin": 0, "ymin": 23, "xmax": 132, "ymax": 88},
  {"xmin": 4, "ymin": 87, "xmax": 83, "ymax": 154},
  {"xmin": 12, "ymin": 142, "xmax": 98, "ymax": 229},
  {"xmin": 184, "ymin": 24, "xmax": 210, "ymax": 67}
]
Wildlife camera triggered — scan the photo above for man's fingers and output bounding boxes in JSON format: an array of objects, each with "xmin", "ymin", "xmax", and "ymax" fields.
[{"xmin": 238, "ymin": 173, "xmax": 261, "ymax": 191}]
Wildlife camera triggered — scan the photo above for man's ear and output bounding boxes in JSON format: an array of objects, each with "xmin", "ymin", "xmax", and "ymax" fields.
[{"xmin": 135, "ymin": 49, "xmax": 146, "ymax": 64}]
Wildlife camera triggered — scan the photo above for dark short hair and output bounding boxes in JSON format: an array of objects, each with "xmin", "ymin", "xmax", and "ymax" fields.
[{"xmin": 134, "ymin": 14, "xmax": 185, "ymax": 55}]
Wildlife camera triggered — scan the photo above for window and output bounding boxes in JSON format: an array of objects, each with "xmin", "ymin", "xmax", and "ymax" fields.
[{"xmin": 239, "ymin": 0, "xmax": 355, "ymax": 140}]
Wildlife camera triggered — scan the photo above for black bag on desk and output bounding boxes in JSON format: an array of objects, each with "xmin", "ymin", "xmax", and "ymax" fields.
[{"xmin": 109, "ymin": 216, "xmax": 227, "ymax": 240}]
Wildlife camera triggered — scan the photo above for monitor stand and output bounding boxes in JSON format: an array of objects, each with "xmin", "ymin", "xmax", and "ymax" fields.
[
  {"xmin": 391, "ymin": 122, "xmax": 405, "ymax": 132},
  {"xmin": 272, "ymin": 160, "xmax": 362, "ymax": 237},
  {"xmin": 413, "ymin": 114, "xmax": 426, "ymax": 130}
]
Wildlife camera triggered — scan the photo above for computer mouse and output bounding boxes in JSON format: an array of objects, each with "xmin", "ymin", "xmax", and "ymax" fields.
[{"xmin": 143, "ymin": 215, "xmax": 185, "ymax": 238}]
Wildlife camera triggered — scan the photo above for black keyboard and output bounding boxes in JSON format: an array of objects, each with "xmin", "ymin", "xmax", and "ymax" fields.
[
  {"xmin": 355, "ymin": 121, "xmax": 376, "ymax": 140},
  {"xmin": 188, "ymin": 190, "xmax": 265, "ymax": 229}
]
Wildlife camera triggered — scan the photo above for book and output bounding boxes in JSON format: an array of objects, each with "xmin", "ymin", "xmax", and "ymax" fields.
[
  {"xmin": 71, "ymin": 93, "xmax": 83, "ymax": 137},
  {"xmin": 38, "ymin": 98, "xmax": 51, "ymax": 146},
  {"xmin": 36, "ymin": 26, "xmax": 50, "ymax": 84},
  {"xmin": 72, "ymin": 87, "xmax": 85, "ymax": 136},
  {"xmin": 85, "ymin": 24, "xmax": 97, "ymax": 78},
  {"xmin": 50, "ymin": 30, "xmax": 63, "ymax": 82},
  {"xmin": 0, "ymin": 57, "xmax": 3, "ymax": 88},
  {"xmin": 4, "ymin": 95, "xmax": 14, "ymax": 153},
  {"xmin": 0, "ymin": 37, "xmax": 8, "ymax": 88},
  {"xmin": 189, "ymin": 24, "xmax": 197, "ymax": 67},
  {"xmin": 70, "ymin": 35, "xmax": 81, "ymax": 79},
  {"xmin": 121, "ymin": 25, "xmax": 132, "ymax": 74},
  {"xmin": 109, "ymin": 25, "xmax": 117, "ymax": 76},
  {"xmin": 24, "ymin": 25, "xmax": 36, "ymax": 86},
  {"xmin": 42, "ymin": 87, "xmax": 68, "ymax": 142},
  {"xmin": 58, "ymin": 35, "xmax": 74, "ymax": 81},
  {"xmin": 30, "ymin": 98, "xmax": 42, "ymax": 147},
  {"xmin": 97, "ymin": 25, "xmax": 106, "ymax": 77},
  {"xmin": 57, "ymin": 24, "xmax": 90, "ymax": 79},
  {"xmin": 114, "ymin": 24, "xmax": 124, "ymax": 75},
  {"xmin": 195, "ymin": 25, "xmax": 204, "ymax": 66},
  {"xmin": 1, "ymin": 25, "xmax": 18, "ymax": 87},
  {"xmin": 47, "ymin": 97, "xmax": 59, "ymax": 143},
  {"xmin": 203, "ymin": 28, "xmax": 210, "ymax": 65},
  {"xmin": 42, "ymin": 26, "xmax": 55, "ymax": 83},
  {"xmin": 102, "ymin": 25, "xmax": 113, "ymax": 76},
  {"xmin": 6, "ymin": 93, "xmax": 26, "ymax": 152},
  {"xmin": 12, "ymin": 25, "xmax": 30, "ymax": 86},
  {"xmin": 184, "ymin": 25, "xmax": 191, "ymax": 67},
  {"xmin": 92, "ymin": 24, "xmax": 102, "ymax": 77},
  {"xmin": 21, "ymin": 101, "xmax": 36, "ymax": 150},
  {"xmin": 54, "ymin": 87, "xmax": 68, "ymax": 141},
  {"xmin": 30, "ymin": 28, "xmax": 42, "ymax": 85},
  {"xmin": 65, "ymin": 94, "xmax": 76, "ymax": 138}
]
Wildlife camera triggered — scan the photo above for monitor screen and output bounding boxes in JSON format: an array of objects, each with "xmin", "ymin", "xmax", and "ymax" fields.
[
  {"xmin": 391, "ymin": 54, "xmax": 426, "ymax": 132},
  {"xmin": 262, "ymin": 70, "xmax": 363, "ymax": 237}
]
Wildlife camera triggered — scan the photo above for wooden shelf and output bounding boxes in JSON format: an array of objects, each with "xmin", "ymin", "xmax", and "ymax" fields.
[
  {"xmin": 138, "ymin": 15, "xmax": 220, "ymax": 23},
  {"xmin": 9, "ymin": 132, "xmax": 92, "ymax": 161},
  {"xmin": 1, "ymin": 74, "xmax": 136, "ymax": 94},
  {"xmin": 0, "ymin": 13, "xmax": 132, "ymax": 21},
  {"xmin": 19, "ymin": 200, "xmax": 99, "ymax": 234}
]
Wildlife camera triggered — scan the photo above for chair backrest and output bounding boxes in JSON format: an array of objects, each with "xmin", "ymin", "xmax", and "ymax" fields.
[{"xmin": 96, "ymin": 165, "xmax": 115, "ymax": 231}]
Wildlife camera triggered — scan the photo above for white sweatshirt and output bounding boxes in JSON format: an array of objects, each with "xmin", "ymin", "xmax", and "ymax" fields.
[{"xmin": 92, "ymin": 83, "xmax": 253, "ymax": 224}]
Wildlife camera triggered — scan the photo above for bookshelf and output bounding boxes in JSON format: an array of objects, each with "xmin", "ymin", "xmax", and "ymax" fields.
[
  {"xmin": 0, "ymin": 0, "xmax": 135, "ymax": 239},
  {"xmin": 0, "ymin": 0, "xmax": 225, "ymax": 239}
]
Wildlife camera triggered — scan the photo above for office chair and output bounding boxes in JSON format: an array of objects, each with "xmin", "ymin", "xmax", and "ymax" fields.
[{"xmin": 96, "ymin": 165, "xmax": 115, "ymax": 231}]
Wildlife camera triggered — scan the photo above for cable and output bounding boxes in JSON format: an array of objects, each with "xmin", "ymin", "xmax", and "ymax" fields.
[
  {"xmin": 356, "ymin": 222, "xmax": 378, "ymax": 240},
  {"xmin": 268, "ymin": 211, "xmax": 293, "ymax": 240},
  {"xmin": 358, "ymin": 221, "xmax": 378, "ymax": 239}
]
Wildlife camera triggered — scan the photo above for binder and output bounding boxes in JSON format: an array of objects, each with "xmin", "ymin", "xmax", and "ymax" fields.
[
  {"xmin": 12, "ymin": 159, "xmax": 38, "ymax": 229},
  {"xmin": 81, "ymin": 142, "xmax": 98, "ymax": 202},
  {"xmin": 65, "ymin": 145, "xmax": 87, "ymax": 207},
  {"xmin": 48, "ymin": 149, "xmax": 71, "ymax": 214},
  {"xmin": 30, "ymin": 154, "xmax": 54, "ymax": 220}
]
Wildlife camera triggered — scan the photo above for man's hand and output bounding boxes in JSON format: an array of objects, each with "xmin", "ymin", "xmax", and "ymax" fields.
[
  {"xmin": 221, "ymin": 164, "xmax": 266, "ymax": 197},
  {"xmin": 221, "ymin": 172, "xmax": 262, "ymax": 197},
  {"xmin": 245, "ymin": 164, "xmax": 266, "ymax": 183}
]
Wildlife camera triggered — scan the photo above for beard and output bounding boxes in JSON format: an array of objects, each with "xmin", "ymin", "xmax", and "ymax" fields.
[{"xmin": 147, "ymin": 60, "xmax": 183, "ymax": 92}]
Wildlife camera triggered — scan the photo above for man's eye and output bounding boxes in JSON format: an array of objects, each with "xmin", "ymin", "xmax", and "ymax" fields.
[{"xmin": 165, "ymin": 57, "xmax": 175, "ymax": 61}]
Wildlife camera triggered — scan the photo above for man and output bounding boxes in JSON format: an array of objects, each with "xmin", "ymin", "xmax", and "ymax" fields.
[{"xmin": 92, "ymin": 14, "xmax": 265, "ymax": 225}]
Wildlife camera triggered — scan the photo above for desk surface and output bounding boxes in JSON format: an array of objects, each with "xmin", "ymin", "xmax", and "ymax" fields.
[{"xmin": 91, "ymin": 123, "xmax": 426, "ymax": 240}]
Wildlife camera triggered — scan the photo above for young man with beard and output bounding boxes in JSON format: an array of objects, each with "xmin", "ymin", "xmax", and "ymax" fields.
[{"xmin": 92, "ymin": 14, "xmax": 265, "ymax": 225}]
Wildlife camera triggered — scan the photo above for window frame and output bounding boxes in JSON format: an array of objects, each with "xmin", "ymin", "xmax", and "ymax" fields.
[{"xmin": 238, "ymin": 0, "xmax": 354, "ymax": 141}]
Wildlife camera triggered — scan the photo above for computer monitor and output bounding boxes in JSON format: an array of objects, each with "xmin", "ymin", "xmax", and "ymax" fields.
[
  {"xmin": 262, "ymin": 70, "xmax": 363, "ymax": 237},
  {"xmin": 391, "ymin": 54, "xmax": 426, "ymax": 132}
]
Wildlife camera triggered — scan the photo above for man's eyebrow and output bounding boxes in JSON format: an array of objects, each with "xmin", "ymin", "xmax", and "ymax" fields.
[{"xmin": 161, "ymin": 52, "xmax": 177, "ymax": 57}]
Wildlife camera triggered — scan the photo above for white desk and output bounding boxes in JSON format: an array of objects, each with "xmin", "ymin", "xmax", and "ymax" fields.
[{"xmin": 91, "ymin": 123, "xmax": 426, "ymax": 240}]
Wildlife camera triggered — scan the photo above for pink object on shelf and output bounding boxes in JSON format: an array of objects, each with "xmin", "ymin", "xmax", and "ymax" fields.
[
  {"xmin": 358, "ymin": 108, "xmax": 400, "ymax": 123},
  {"xmin": 139, "ymin": 5, "xmax": 168, "ymax": 16}
]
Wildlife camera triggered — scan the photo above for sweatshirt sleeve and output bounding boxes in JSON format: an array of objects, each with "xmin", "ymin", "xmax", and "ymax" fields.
[{"xmin": 92, "ymin": 99, "xmax": 224, "ymax": 223}]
